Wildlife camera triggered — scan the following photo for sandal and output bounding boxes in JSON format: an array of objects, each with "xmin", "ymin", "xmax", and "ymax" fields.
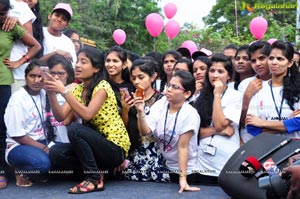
[
  {"xmin": 0, "ymin": 175, "xmax": 7, "ymax": 189},
  {"xmin": 16, "ymin": 174, "xmax": 33, "ymax": 187},
  {"xmin": 68, "ymin": 178, "xmax": 105, "ymax": 194}
]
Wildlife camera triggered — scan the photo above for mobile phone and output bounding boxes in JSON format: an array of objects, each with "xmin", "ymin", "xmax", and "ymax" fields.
[
  {"xmin": 120, "ymin": 87, "xmax": 130, "ymax": 100},
  {"xmin": 40, "ymin": 66, "xmax": 49, "ymax": 79},
  {"xmin": 135, "ymin": 85, "xmax": 144, "ymax": 99}
]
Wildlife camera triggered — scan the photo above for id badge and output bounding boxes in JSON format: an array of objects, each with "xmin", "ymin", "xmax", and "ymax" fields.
[{"xmin": 203, "ymin": 144, "xmax": 217, "ymax": 156}]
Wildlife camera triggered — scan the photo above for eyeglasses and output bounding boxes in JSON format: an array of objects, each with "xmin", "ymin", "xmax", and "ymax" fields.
[
  {"xmin": 49, "ymin": 71, "xmax": 67, "ymax": 77},
  {"xmin": 166, "ymin": 83, "xmax": 185, "ymax": 91}
]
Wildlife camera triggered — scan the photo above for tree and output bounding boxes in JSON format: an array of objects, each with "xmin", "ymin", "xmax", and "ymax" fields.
[
  {"xmin": 202, "ymin": 0, "xmax": 297, "ymax": 50},
  {"xmin": 38, "ymin": 0, "xmax": 169, "ymax": 54}
]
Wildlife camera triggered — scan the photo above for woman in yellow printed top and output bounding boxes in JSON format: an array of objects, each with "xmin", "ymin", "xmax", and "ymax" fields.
[{"xmin": 44, "ymin": 47, "xmax": 130, "ymax": 194}]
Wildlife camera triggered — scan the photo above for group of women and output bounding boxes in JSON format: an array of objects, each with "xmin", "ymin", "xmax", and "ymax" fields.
[{"xmin": 1, "ymin": 1, "xmax": 300, "ymax": 195}]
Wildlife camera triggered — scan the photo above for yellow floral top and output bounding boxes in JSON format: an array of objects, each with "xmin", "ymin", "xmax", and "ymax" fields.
[{"xmin": 72, "ymin": 80, "xmax": 130, "ymax": 156}]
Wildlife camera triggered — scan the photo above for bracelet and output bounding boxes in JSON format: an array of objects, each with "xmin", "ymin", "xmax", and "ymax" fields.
[
  {"xmin": 23, "ymin": 54, "xmax": 30, "ymax": 63},
  {"xmin": 42, "ymin": 145, "xmax": 48, "ymax": 151},
  {"xmin": 179, "ymin": 173, "xmax": 187, "ymax": 177},
  {"xmin": 61, "ymin": 88, "xmax": 69, "ymax": 97}
]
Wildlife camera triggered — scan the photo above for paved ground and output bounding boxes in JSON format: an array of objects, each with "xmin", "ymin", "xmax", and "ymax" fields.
[{"xmin": 1, "ymin": 177, "xmax": 230, "ymax": 199}]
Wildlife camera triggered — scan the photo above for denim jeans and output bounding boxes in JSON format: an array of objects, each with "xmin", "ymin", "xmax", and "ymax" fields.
[
  {"xmin": 0, "ymin": 85, "xmax": 11, "ymax": 175},
  {"xmin": 7, "ymin": 142, "xmax": 51, "ymax": 175},
  {"xmin": 50, "ymin": 123, "xmax": 124, "ymax": 181}
]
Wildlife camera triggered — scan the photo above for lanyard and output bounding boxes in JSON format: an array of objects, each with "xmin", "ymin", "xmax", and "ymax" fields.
[
  {"xmin": 270, "ymin": 81, "xmax": 284, "ymax": 121},
  {"xmin": 28, "ymin": 91, "xmax": 48, "ymax": 143},
  {"xmin": 163, "ymin": 103, "xmax": 182, "ymax": 151}
]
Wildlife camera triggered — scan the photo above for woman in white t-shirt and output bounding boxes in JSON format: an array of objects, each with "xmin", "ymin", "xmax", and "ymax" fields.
[
  {"xmin": 47, "ymin": 54, "xmax": 76, "ymax": 143},
  {"xmin": 134, "ymin": 70, "xmax": 200, "ymax": 193},
  {"xmin": 246, "ymin": 40, "xmax": 300, "ymax": 139},
  {"xmin": 4, "ymin": 59, "xmax": 51, "ymax": 187},
  {"xmin": 193, "ymin": 53, "xmax": 242, "ymax": 183}
]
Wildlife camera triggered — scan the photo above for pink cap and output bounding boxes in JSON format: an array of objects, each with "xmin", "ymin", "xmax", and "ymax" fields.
[
  {"xmin": 200, "ymin": 48, "xmax": 212, "ymax": 57},
  {"xmin": 52, "ymin": 3, "xmax": 73, "ymax": 20}
]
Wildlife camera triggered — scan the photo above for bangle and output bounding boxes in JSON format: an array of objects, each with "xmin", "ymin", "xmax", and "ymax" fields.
[
  {"xmin": 23, "ymin": 54, "xmax": 30, "ymax": 63},
  {"xmin": 61, "ymin": 88, "xmax": 69, "ymax": 97},
  {"xmin": 42, "ymin": 145, "xmax": 48, "ymax": 151},
  {"xmin": 179, "ymin": 173, "xmax": 187, "ymax": 177}
]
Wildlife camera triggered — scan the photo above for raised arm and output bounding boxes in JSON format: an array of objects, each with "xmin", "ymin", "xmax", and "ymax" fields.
[{"xmin": 45, "ymin": 74, "xmax": 107, "ymax": 121}]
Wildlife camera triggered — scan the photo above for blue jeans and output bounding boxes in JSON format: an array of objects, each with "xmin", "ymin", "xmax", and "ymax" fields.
[
  {"xmin": 7, "ymin": 142, "xmax": 51, "ymax": 175},
  {"xmin": 50, "ymin": 123, "xmax": 124, "ymax": 181},
  {"xmin": 0, "ymin": 85, "xmax": 11, "ymax": 175}
]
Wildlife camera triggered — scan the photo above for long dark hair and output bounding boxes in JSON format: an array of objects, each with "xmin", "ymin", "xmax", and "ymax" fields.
[
  {"xmin": 31, "ymin": 1, "xmax": 44, "ymax": 58},
  {"xmin": 193, "ymin": 53, "xmax": 233, "ymax": 127},
  {"xmin": 79, "ymin": 47, "xmax": 105, "ymax": 106},
  {"xmin": 271, "ymin": 41, "xmax": 300, "ymax": 110}
]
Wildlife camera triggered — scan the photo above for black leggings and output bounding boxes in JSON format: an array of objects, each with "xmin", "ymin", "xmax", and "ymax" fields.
[{"xmin": 49, "ymin": 123, "xmax": 124, "ymax": 181}]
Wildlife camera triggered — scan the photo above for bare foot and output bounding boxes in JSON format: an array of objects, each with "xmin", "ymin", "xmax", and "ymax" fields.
[
  {"xmin": 0, "ymin": 175, "xmax": 7, "ymax": 189},
  {"xmin": 16, "ymin": 174, "xmax": 32, "ymax": 187}
]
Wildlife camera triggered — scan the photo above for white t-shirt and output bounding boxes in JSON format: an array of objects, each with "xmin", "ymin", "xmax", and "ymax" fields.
[
  {"xmin": 197, "ymin": 87, "xmax": 242, "ymax": 176},
  {"xmin": 238, "ymin": 76, "xmax": 257, "ymax": 93},
  {"xmin": 4, "ymin": 87, "xmax": 47, "ymax": 162},
  {"xmin": 146, "ymin": 97, "xmax": 200, "ymax": 174},
  {"xmin": 246, "ymin": 80, "xmax": 300, "ymax": 141},
  {"xmin": 9, "ymin": 0, "xmax": 36, "ymax": 80},
  {"xmin": 51, "ymin": 94, "xmax": 69, "ymax": 143},
  {"xmin": 43, "ymin": 27, "xmax": 77, "ymax": 67}
]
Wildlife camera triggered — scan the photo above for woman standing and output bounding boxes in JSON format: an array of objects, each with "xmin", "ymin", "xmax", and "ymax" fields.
[
  {"xmin": 193, "ymin": 53, "xmax": 242, "ymax": 183},
  {"xmin": 134, "ymin": 70, "xmax": 200, "ymax": 193},
  {"xmin": 159, "ymin": 50, "xmax": 182, "ymax": 93},
  {"xmin": 0, "ymin": 0, "xmax": 41, "ymax": 188},
  {"xmin": 246, "ymin": 40, "xmax": 300, "ymax": 139},
  {"xmin": 4, "ymin": 59, "xmax": 51, "ymax": 187},
  {"xmin": 45, "ymin": 47, "xmax": 130, "ymax": 194}
]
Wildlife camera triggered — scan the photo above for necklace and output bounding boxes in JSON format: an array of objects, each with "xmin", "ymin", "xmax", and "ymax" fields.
[
  {"xmin": 163, "ymin": 103, "xmax": 182, "ymax": 151},
  {"xmin": 270, "ymin": 80, "xmax": 284, "ymax": 121}
]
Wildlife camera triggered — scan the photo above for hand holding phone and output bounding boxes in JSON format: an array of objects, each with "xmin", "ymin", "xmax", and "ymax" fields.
[
  {"xmin": 40, "ymin": 66, "xmax": 49, "ymax": 79},
  {"xmin": 135, "ymin": 85, "xmax": 144, "ymax": 99}
]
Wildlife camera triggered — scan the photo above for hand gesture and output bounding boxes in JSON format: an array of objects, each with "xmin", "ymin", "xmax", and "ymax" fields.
[
  {"xmin": 2, "ymin": 16, "xmax": 18, "ymax": 31},
  {"xmin": 220, "ymin": 125, "xmax": 234, "ymax": 136},
  {"xmin": 133, "ymin": 93, "xmax": 145, "ymax": 113},
  {"xmin": 282, "ymin": 165, "xmax": 300, "ymax": 199},
  {"xmin": 213, "ymin": 79, "xmax": 224, "ymax": 96},
  {"xmin": 56, "ymin": 50, "xmax": 73, "ymax": 62},
  {"xmin": 2, "ymin": 58, "xmax": 22, "ymax": 69},
  {"xmin": 43, "ymin": 73, "xmax": 66, "ymax": 94},
  {"xmin": 178, "ymin": 177, "xmax": 200, "ymax": 193},
  {"xmin": 245, "ymin": 78, "xmax": 262, "ymax": 97},
  {"xmin": 245, "ymin": 113, "xmax": 264, "ymax": 128}
]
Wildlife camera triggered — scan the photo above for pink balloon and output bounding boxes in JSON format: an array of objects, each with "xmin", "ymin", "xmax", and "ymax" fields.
[
  {"xmin": 164, "ymin": 2, "xmax": 177, "ymax": 19},
  {"xmin": 145, "ymin": 13, "xmax": 164, "ymax": 37},
  {"xmin": 165, "ymin": 20, "xmax": 180, "ymax": 39},
  {"xmin": 267, "ymin": 38, "xmax": 277, "ymax": 45},
  {"xmin": 181, "ymin": 40, "xmax": 198, "ymax": 56},
  {"xmin": 112, "ymin": 29, "xmax": 126, "ymax": 45},
  {"xmin": 249, "ymin": 17, "xmax": 268, "ymax": 40}
]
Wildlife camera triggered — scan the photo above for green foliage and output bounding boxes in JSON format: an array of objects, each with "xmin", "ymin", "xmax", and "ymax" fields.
[
  {"xmin": 201, "ymin": 0, "xmax": 297, "ymax": 51},
  {"xmin": 38, "ymin": 0, "xmax": 166, "ymax": 55}
]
